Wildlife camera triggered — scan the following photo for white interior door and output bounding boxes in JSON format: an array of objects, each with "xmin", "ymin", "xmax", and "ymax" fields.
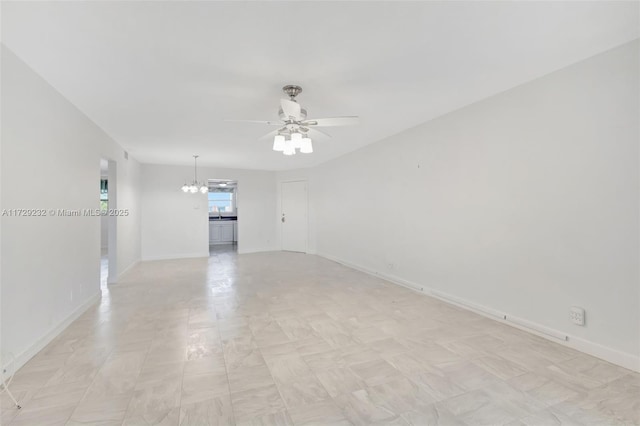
[{"xmin": 281, "ymin": 180, "xmax": 307, "ymax": 253}]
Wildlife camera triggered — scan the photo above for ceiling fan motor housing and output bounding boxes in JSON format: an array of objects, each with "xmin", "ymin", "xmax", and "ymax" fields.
[{"xmin": 282, "ymin": 84, "xmax": 303, "ymax": 99}]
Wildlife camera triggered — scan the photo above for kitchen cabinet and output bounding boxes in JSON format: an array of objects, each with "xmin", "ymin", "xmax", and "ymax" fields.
[
  {"xmin": 209, "ymin": 220, "xmax": 236, "ymax": 244},
  {"xmin": 221, "ymin": 223, "xmax": 234, "ymax": 241},
  {"xmin": 209, "ymin": 222, "xmax": 220, "ymax": 243}
]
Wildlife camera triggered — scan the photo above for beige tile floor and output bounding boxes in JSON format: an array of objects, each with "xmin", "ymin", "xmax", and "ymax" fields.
[{"xmin": 2, "ymin": 248, "xmax": 638, "ymax": 425}]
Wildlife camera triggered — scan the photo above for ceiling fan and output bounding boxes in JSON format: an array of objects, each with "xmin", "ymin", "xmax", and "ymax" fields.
[{"xmin": 226, "ymin": 85, "xmax": 359, "ymax": 156}]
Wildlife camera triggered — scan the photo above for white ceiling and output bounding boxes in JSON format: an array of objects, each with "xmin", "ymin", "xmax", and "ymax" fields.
[{"xmin": 2, "ymin": 1, "xmax": 638, "ymax": 171}]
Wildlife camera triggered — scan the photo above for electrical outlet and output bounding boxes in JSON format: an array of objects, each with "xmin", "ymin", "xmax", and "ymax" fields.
[{"xmin": 570, "ymin": 306, "xmax": 585, "ymax": 326}]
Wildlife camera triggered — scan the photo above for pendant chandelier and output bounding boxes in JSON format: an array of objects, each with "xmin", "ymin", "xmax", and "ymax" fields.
[{"xmin": 181, "ymin": 155, "xmax": 208, "ymax": 194}]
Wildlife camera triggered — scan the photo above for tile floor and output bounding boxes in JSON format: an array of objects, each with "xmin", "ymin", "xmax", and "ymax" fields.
[{"xmin": 1, "ymin": 249, "xmax": 638, "ymax": 425}]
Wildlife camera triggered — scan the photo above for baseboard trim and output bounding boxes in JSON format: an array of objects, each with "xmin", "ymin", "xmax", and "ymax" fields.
[
  {"xmin": 504, "ymin": 314, "xmax": 568, "ymax": 342},
  {"xmin": 141, "ymin": 252, "xmax": 209, "ymax": 261},
  {"xmin": 238, "ymin": 248, "xmax": 278, "ymax": 255},
  {"xmin": 565, "ymin": 335, "xmax": 639, "ymax": 372},
  {"xmin": 430, "ymin": 290, "xmax": 507, "ymax": 321},
  {"xmin": 318, "ymin": 252, "xmax": 424, "ymax": 293},
  {"xmin": 317, "ymin": 252, "xmax": 640, "ymax": 373},
  {"xmin": 2, "ymin": 292, "xmax": 101, "ymax": 379},
  {"xmin": 117, "ymin": 258, "xmax": 140, "ymax": 281}
]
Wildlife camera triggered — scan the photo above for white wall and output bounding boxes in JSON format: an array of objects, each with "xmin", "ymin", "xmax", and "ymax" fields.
[
  {"xmin": 114, "ymin": 158, "xmax": 141, "ymax": 276},
  {"xmin": 1, "ymin": 46, "xmax": 142, "ymax": 370},
  {"xmin": 312, "ymin": 41, "xmax": 639, "ymax": 369},
  {"xmin": 141, "ymin": 164, "xmax": 277, "ymax": 259}
]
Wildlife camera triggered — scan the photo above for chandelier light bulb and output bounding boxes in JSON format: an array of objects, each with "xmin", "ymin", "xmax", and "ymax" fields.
[
  {"xmin": 200, "ymin": 185, "xmax": 208, "ymax": 194},
  {"xmin": 182, "ymin": 183, "xmax": 189, "ymax": 192}
]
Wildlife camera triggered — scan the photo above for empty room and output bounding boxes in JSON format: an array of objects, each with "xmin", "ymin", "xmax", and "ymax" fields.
[{"xmin": 1, "ymin": 1, "xmax": 638, "ymax": 425}]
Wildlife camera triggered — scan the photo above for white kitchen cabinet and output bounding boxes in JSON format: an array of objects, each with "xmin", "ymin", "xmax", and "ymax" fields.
[
  {"xmin": 209, "ymin": 222, "xmax": 220, "ymax": 243},
  {"xmin": 209, "ymin": 220, "xmax": 236, "ymax": 245},
  {"xmin": 221, "ymin": 223, "xmax": 234, "ymax": 241}
]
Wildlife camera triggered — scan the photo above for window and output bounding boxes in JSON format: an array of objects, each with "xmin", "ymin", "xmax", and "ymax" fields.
[
  {"xmin": 208, "ymin": 191, "xmax": 235, "ymax": 214},
  {"xmin": 100, "ymin": 179, "xmax": 108, "ymax": 211}
]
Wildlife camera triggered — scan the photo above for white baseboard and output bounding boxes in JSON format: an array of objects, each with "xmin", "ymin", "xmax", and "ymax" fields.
[
  {"xmin": 2, "ymin": 292, "xmax": 101, "ymax": 379},
  {"xmin": 429, "ymin": 289, "xmax": 507, "ymax": 321},
  {"xmin": 318, "ymin": 252, "xmax": 424, "ymax": 293},
  {"xmin": 117, "ymin": 258, "xmax": 140, "ymax": 281},
  {"xmin": 317, "ymin": 252, "xmax": 640, "ymax": 373},
  {"xmin": 141, "ymin": 252, "xmax": 209, "ymax": 261},
  {"xmin": 565, "ymin": 335, "xmax": 639, "ymax": 372},
  {"xmin": 238, "ymin": 247, "xmax": 278, "ymax": 255}
]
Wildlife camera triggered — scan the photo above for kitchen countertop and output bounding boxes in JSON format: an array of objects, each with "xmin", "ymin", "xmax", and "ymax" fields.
[{"xmin": 209, "ymin": 216, "xmax": 237, "ymax": 221}]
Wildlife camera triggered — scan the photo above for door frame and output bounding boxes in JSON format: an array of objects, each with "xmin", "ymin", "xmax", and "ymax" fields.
[
  {"xmin": 280, "ymin": 179, "xmax": 308, "ymax": 253},
  {"xmin": 100, "ymin": 158, "xmax": 118, "ymax": 285}
]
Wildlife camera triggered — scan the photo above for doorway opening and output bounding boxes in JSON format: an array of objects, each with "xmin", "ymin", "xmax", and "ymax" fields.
[
  {"xmin": 100, "ymin": 161, "xmax": 108, "ymax": 288},
  {"xmin": 100, "ymin": 159, "xmax": 117, "ymax": 289},
  {"xmin": 208, "ymin": 179, "xmax": 238, "ymax": 255}
]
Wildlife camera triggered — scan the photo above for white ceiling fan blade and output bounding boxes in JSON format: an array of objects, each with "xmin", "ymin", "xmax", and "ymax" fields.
[
  {"xmin": 225, "ymin": 119, "xmax": 283, "ymax": 126},
  {"xmin": 305, "ymin": 127, "xmax": 332, "ymax": 139},
  {"xmin": 259, "ymin": 128, "xmax": 286, "ymax": 141},
  {"xmin": 301, "ymin": 116, "xmax": 359, "ymax": 127},
  {"xmin": 280, "ymin": 99, "xmax": 302, "ymax": 120}
]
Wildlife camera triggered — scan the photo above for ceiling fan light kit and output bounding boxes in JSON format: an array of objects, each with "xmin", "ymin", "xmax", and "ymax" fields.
[
  {"xmin": 181, "ymin": 155, "xmax": 208, "ymax": 194},
  {"xmin": 227, "ymin": 85, "xmax": 359, "ymax": 157},
  {"xmin": 283, "ymin": 138, "xmax": 296, "ymax": 156},
  {"xmin": 273, "ymin": 134, "xmax": 286, "ymax": 151},
  {"xmin": 300, "ymin": 136, "xmax": 313, "ymax": 153}
]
